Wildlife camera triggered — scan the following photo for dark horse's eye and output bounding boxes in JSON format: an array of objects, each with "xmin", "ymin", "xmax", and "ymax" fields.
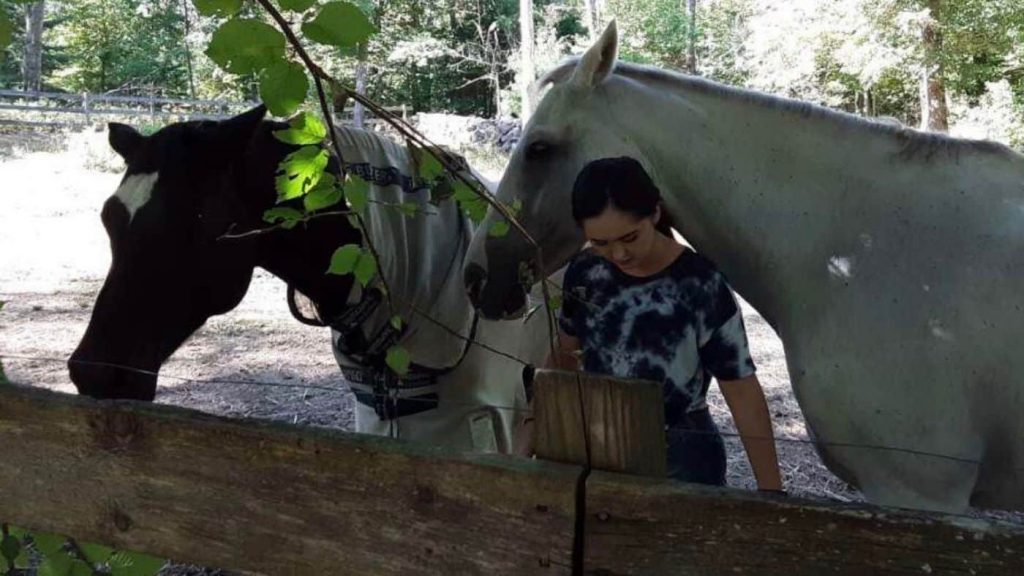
[{"xmin": 525, "ymin": 140, "xmax": 550, "ymax": 161}]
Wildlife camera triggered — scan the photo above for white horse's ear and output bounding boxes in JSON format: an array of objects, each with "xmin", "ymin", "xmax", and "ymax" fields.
[{"xmin": 572, "ymin": 20, "xmax": 618, "ymax": 89}]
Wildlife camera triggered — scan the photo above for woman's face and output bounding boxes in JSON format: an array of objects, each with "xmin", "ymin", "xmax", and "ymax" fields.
[{"xmin": 582, "ymin": 205, "xmax": 661, "ymax": 276}]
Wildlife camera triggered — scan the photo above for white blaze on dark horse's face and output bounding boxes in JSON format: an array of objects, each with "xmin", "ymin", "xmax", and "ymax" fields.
[
  {"xmin": 69, "ymin": 108, "xmax": 274, "ymax": 399},
  {"xmin": 464, "ymin": 22, "xmax": 644, "ymax": 319}
]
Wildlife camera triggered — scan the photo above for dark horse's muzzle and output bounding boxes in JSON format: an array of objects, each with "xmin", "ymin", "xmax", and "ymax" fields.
[
  {"xmin": 463, "ymin": 262, "xmax": 529, "ymax": 320},
  {"xmin": 68, "ymin": 351, "xmax": 158, "ymax": 401}
]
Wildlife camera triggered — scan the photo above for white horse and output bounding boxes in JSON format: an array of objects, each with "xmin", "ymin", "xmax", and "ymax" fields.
[
  {"xmin": 69, "ymin": 107, "xmax": 550, "ymax": 452},
  {"xmin": 463, "ymin": 22, "xmax": 1024, "ymax": 512}
]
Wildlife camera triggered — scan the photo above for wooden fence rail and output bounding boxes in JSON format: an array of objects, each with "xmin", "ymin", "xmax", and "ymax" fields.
[
  {"xmin": 1, "ymin": 384, "xmax": 1022, "ymax": 575},
  {"xmin": 0, "ymin": 89, "xmax": 406, "ymax": 126}
]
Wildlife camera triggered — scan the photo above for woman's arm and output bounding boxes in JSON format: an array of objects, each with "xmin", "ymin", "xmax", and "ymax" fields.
[
  {"xmin": 718, "ymin": 374, "xmax": 783, "ymax": 491},
  {"xmin": 513, "ymin": 332, "xmax": 582, "ymax": 457}
]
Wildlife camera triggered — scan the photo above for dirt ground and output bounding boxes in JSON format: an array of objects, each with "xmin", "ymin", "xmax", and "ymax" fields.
[{"xmin": 0, "ymin": 128, "xmax": 1019, "ymax": 572}]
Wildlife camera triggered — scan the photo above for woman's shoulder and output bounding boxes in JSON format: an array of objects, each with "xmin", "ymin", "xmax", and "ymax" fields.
[{"xmin": 670, "ymin": 248, "xmax": 729, "ymax": 287}]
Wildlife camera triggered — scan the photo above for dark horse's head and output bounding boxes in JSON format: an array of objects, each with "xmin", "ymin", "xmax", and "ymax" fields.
[{"xmin": 69, "ymin": 106, "xmax": 360, "ymax": 400}]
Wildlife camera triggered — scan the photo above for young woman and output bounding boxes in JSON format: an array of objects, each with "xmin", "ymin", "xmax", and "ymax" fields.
[{"xmin": 539, "ymin": 156, "xmax": 783, "ymax": 490}]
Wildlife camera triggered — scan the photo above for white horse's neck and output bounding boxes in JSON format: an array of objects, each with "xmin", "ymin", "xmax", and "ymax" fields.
[{"xmin": 601, "ymin": 67, "xmax": 1023, "ymax": 331}]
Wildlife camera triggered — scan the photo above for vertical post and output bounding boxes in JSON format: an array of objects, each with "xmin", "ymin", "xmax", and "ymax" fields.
[
  {"xmin": 82, "ymin": 92, "xmax": 90, "ymax": 124},
  {"xmin": 519, "ymin": 0, "xmax": 536, "ymax": 121},
  {"xmin": 532, "ymin": 369, "xmax": 666, "ymax": 477},
  {"xmin": 686, "ymin": 0, "xmax": 698, "ymax": 75},
  {"xmin": 149, "ymin": 94, "xmax": 156, "ymax": 122}
]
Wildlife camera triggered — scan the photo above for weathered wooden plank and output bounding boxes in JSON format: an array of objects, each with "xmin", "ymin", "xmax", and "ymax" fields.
[
  {"xmin": 584, "ymin": 471, "xmax": 1024, "ymax": 575},
  {"xmin": 0, "ymin": 385, "xmax": 578, "ymax": 575},
  {"xmin": 534, "ymin": 369, "xmax": 665, "ymax": 477}
]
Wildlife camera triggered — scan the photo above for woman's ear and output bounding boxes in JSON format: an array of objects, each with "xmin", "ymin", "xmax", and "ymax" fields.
[{"xmin": 652, "ymin": 205, "xmax": 662, "ymax": 225}]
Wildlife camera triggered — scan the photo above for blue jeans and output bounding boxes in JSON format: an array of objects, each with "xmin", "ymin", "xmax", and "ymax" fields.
[{"xmin": 665, "ymin": 408, "xmax": 727, "ymax": 486}]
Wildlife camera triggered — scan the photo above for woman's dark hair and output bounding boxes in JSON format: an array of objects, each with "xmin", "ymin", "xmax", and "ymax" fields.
[{"xmin": 571, "ymin": 157, "xmax": 675, "ymax": 236}]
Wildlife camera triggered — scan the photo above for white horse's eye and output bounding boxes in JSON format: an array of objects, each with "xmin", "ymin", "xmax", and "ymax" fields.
[{"xmin": 526, "ymin": 141, "xmax": 550, "ymax": 160}]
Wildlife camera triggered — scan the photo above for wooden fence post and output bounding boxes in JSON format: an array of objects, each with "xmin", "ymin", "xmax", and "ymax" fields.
[
  {"xmin": 533, "ymin": 369, "xmax": 666, "ymax": 477},
  {"xmin": 82, "ymin": 92, "xmax": 90, "ymax": 124}
]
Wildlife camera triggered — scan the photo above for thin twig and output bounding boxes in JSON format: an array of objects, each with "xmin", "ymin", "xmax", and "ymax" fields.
[
  {"xmin": 254, "ymin": 0, "xmax": 556, "ymax": 360},
  {"xmin": 219, "ymin": 209, "xmax": 353, "ymax": 240},
  {"xmin": 254, "ymin": 0, "xmax": 395, "ymax": 312}
]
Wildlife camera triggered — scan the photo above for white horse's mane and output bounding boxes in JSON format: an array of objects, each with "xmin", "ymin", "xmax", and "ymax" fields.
[{"xmin": 539, "ymin": 58, "xmax": 1018, "ymax": 162}]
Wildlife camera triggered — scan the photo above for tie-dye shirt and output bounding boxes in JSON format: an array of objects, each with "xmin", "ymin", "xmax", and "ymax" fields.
[{"xmin": 558, "ymin": 248, "xmax": 756, "ymax": 426}]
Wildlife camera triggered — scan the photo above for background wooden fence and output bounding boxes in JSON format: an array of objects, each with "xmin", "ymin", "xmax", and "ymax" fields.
[
  {"xmin": 1, "ymin": 384, "xmax": 1022, "ymax": 575},
  {"xmin": 0, "ymin": 89, "xmax": 405, "ymax": 128}
]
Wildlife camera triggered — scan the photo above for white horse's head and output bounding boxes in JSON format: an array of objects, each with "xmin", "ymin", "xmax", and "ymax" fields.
[{"xmin": 464, "ymin": 22, "xmax": 653, "ymax": 319}]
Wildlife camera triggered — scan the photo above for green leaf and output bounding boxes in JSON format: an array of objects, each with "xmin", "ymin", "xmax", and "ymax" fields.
[
  {"xmin": 275, "ymin": 145, "xmax": 329, "ymax": 201},
  {"xmin": 273, "ymin": 112, "xmax": 327, "ymax": 145},
  {"xmin": 0, "ymin": 13, "xmax": 13, "ymax": 51},
  {"xmin": 109, "ymin": 551, "xmax": 166, "ymax": 576},
  {"xmin": 453, "ymin": 180, "xmax": 489, "ymax": 221},
  {"xmin": 192, "ymin": 0, "xmax": 243, "ymax": 17},
  {"xmin": 77, "ymin": 541, "xmax": 114, "ymax": 564},
  {"xmin": 302, "ymin": 2, "xmax": 376, "ymax": 48},
  {"xmin": 37, "ymin": 553, "xmax": 74, "ymax": 576},
  {"xmin": 304, "ymin": 174, "xmax": 343, "ymax": 212},
  {"xmin": 327, "ymin": 244, "xmax": 362, "ymax": 275},
  {"xmin": 385, "ymin": 345, "xmax": 411, "ymax": 376},
  {"xmin": 260, "ymin": 60, "xmax": 309, "ymax": 117},
  {"xmin": 277, "ymin": 0, "xmax": 317, "ymax": 11},
  {"xmin": 398, "ymin": 202, "xmax": 418, "ymax": 217},
  {"xmin": 353, "ymin": 252, "xmax": 377, "ymax": 286},
  {"xmin": 390, "ymin": 315, "xmax": 403, "ymax": 331},
  {"xmin": 510, "ymin": 199, "xmax": 523, "ymax": 215},
  {"xmin": 1, "ymin": 534, "xmax": 21, "ymax": 567},
  {"xmin": 548, "ymin": 293, "xmax": 563, "ymax": 311},
  {"xmin": 462, "ymin": 198, "xmax": 489, "ymax": 223},
  {"xmin": 206, "ymin": 19, "xmax": 286, "ymax": 75},
  {"xmin": 344, "ymin": 175, "xmax": 370, "ymax": 213},
  {"xmin": 31, "ymin": 532, "xmax": 67, "ymax": 557},
  {"xmin": 263, "ymin": 207, "xmax": 304, "ymax": 229},
  {"xmin": 489, "ymin": 220, "xmax": 510, "ymax": 237},
  {"xmin": 429, "ymin": 177, "xmax": 454, "ymax": 205},
  {"xmin": 415, "ymin": 148, "xmax": 446, "ymax": 182},
  {"xmin": 452, "ymin": 180, "xmax": 477, "ymax": 202},
  {"xmin": 69, "ymin": 560, "xmax": 93, "ymax": 576}
]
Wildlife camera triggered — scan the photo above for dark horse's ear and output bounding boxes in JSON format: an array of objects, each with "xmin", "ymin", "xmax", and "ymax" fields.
[
  {"xmin": 108, "ymin": 123, "xmax": 143, "ymax": 163},
  {"xmin": 217, "ymin": 105, "xmax": 268, "ymax": 152}
]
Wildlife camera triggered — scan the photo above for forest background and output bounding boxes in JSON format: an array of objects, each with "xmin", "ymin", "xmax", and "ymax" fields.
[{"xmin": 1, "ymin": 0, "xmax": 1022, "ymax": 146}]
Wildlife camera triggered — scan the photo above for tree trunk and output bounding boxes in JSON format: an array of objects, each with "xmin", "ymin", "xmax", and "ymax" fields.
[
  {"xmin": 353, "ymin": 43, "xmax": 368, "ymax": 128},
  {"xmin": 180, "ymin": 0, "xmax": 196, "ymax": 99},
  {"xmin": 583, "ymin": 0, "xmax": 599, "ymax": 40},
  {"xmin": 919, "ymin": 0, "xmax": 948, "ymax": 132},
  {"xmin": 22, "ymin": 1, "xmax": 45, "ymax": 92},
  {"xmin": 519, "ymin": 0, "xmax": 536, "ymax": 120},
  {"xmin": 686, "ymin": 0, "xmax": 697, "ymax": 74}
]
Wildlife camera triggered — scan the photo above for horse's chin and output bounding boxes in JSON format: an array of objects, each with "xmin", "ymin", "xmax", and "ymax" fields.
[
  {"xmin": 68, "ymin": 356, "xmax": 159, "ymax": 401},
  {"xmin": 474, "ymin": 286, "xmax": 529, "ymax": 321},
  {"xmin": 501, "ymin": 302, "xmax": 528, "ymax": 321}
]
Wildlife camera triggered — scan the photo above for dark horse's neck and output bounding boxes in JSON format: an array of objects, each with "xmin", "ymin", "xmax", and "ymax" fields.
[{"xmin": 236, "ymin": 123, "xmax": 363, "ymax": 322}]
